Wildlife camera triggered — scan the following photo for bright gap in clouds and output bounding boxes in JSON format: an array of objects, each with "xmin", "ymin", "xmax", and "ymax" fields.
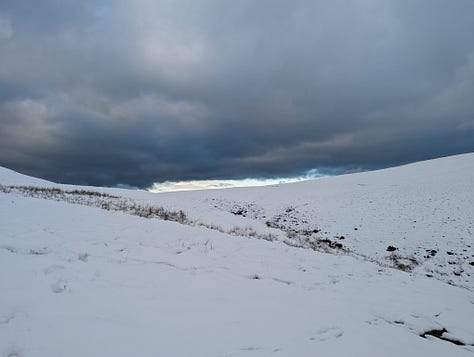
[{"xmin": 148, "ymin": 169, "xmax": 333, "ymax": 193}]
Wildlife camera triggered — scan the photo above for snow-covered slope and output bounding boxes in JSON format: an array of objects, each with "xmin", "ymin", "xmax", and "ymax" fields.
[
  {"xmin": 151, "ymin": 153, "xmax": 474, "ymax": 289},
  {"xmin": 0, "ymin": 167, "xmax": 54, "ymax": 187},
  {"xmin": 1, "ymin": 153, "xmax": 473, "ymax": 356}
]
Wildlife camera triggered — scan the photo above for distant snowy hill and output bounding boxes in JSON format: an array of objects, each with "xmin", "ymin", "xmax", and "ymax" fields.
[
  {"xmin": 1, "ymin": 153, "xmax": 473, "ymax": 356},
  {"xmin": 0, "ymin": 166, "xmax": 54, "ymax": 186}
]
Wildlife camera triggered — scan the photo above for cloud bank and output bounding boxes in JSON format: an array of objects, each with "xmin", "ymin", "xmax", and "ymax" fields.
[{"xmin": 0, "ymin": 0, "xmax": 473, "ymax": 187}]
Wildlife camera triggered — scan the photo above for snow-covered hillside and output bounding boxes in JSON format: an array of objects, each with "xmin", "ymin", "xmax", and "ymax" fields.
[
  {"xmin": 153, "ymin": 153, "xmax": 474, "ymax": 289},
  {"xmin": 1, "ymin": 153, "xmax": 473, "ymax": 356}
]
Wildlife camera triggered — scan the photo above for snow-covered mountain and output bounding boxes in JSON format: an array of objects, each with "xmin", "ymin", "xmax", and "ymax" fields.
[{"xmin": 1, "ymin": 153, "xmax": 473, "ymax": 356}]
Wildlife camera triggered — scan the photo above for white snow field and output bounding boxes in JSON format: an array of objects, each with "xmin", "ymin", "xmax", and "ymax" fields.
[{"xmin": 1, "ymin": 153, "xmax": 473, "ymax": 356}]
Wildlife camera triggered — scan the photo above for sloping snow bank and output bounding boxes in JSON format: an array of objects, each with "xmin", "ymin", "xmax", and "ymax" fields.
[{"xmin": 1, "ymin": 195, "xmax": 473, "ymax": 356}]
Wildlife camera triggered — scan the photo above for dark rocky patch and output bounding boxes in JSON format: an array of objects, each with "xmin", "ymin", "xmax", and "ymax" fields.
[{"xmin": 420, "ymin": 328, "xmax": 465, "ymax": 346}]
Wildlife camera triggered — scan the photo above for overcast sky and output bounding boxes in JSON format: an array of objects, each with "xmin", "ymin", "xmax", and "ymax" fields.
[{"xmin": 0, "ymin": 0, "xmax": 473, "ymax": 188}]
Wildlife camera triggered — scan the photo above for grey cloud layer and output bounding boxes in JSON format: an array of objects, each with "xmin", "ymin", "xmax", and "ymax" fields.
[{"xmin": 1, "ymin": 0, "xmax": 473, "ymax": 187}]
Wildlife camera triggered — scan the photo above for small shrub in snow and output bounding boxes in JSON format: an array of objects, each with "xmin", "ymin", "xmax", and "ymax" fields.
[
  {"xmin": 0, "ymin": 185, "xmax": 189, "ymax": 225},
  {"xmin": 387, "ymin": 253, "xmax": 418, "ymax": 272}
]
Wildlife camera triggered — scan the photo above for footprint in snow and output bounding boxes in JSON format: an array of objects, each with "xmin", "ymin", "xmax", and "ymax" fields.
[
  {"xmin": 51, "ymin": 278, "xmax": 68, "ymax": 293},
  {"xmin": 28, "ymin": 247, "xmax": 49, "ymax": 256},
  {"xmin": 310, "ymin": 327, "xmax": 344, "ymax": 341},
  {"xmin": 239, "ymin": 346, "xmax": 263, "ymax": 351},
  {"xmin": 365, "ymin": 318, "xmax": 381, "ymax": 326},
  {"xmin": 0, "ymin": 313, "xmax": 15, "ymax": 325},
  {"xmin": 1, "ymin": 246, "xmax": 17, "ymax": 254},
  {"xmin": 3, "ymin": 346, "xmax": 22, "ymax": 357},
  {"xmin": 43, "ymin": 265, "xmax": 65, "ymax": 275},
  {"xmin": 78, "ymin": 253, "xmax": 89, "ymax": 262}
]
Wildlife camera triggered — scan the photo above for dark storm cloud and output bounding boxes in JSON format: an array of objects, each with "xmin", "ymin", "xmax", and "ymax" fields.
[{"xmin": 1, "ymin": 0, "xmax": 473, "ymax": 187}]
